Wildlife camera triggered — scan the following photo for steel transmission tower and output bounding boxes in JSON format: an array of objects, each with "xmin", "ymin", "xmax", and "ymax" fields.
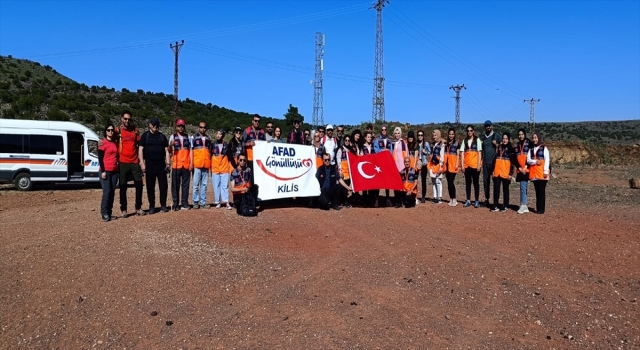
[
  {"xmin": 312, "ymin": 32, "xmax": 325, "ymax": 128},
  {"xmin": 371, "ymin": 0, "xmax": 389, "ymax": 124},
  {"xmin": 450, "ymin": 84, "xmax": 466, "ymax": 126},
  {"xmin": 524, "ymin": 98, "xmax": 540, "ymax": 133},
  {"xmin": 169, "ymin": 40, "xmax": 185, "ymax": 122}
]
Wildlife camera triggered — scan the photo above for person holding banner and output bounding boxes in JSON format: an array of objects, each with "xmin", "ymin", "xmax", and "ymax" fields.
[
  {"xmin": 288, "ymin": 118, "xmax": 305, "ymax": 145},
  {"xmin": 242, "ymin": 114, "xmax": 266, "ymax": 182},
  {"xmin": 315, "ymin": 153, "xmax": 342, "ymax": 211}
]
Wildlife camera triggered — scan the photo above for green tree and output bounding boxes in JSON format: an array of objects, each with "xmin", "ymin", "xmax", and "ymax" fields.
[{"xmin": 283, "ymin": 104, "xmax": 303, "ymax": 127}]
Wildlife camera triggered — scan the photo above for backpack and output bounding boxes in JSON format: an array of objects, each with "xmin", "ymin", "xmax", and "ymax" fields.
[{"xmin": 239, "ymin": 191, "xmax": 257, "ymax": 217}]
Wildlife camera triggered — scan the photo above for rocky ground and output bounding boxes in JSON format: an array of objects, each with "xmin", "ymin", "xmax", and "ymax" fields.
[{"xmin": 0, "ymin": 166, "xmax": 638, "ymax": 349}]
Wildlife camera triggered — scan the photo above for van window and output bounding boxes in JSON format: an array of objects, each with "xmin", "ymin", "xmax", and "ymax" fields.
[
  {"xmin": 0, "ymin": 134, "xmax": 26, "ymax": 153},
  {"xmin": 29, "ymin": 135, "xmax": 64, "ymax": 155},
  {"xmin": 87, "ymin": 140, "xmax": 98, "ymax": 157}
]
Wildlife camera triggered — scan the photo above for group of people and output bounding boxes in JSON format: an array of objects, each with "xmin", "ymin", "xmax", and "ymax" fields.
[{"xmin": 97, "ymin": 111, "xmax": 551, "ymax": 221}]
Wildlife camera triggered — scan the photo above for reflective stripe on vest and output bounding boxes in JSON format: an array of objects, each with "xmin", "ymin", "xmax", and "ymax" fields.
[
  {"xmin": 463, "ymin": 137, "xmax": 480, "ymax": 169},
  {"xmin": 171, "ymin": 134, "xmax": 191, "ymax": 169},
  {"xmin": 516, "ymin": 139, "xmax": 531, "ymax": 174},
  {"xmin": 211, "ymin": 141, "xmax": 231, "ymax": 174},
  {"xmin": 339, "ymin": 147, "xmax": 350, "ymax": 180},
  {"xmin": 529, "ymin": 145, "xmax": 546, "ymax": 180},
  {"xmin": 428, "ymin": 142, "xmax": 443, "ymax": 173},
  {"xmin": 192, "ymin": 135, "xmax": 212, "ymax": 169},
  {"xmin": 445, "ymin": 140, "xmax": 459, "ymax": 173}
]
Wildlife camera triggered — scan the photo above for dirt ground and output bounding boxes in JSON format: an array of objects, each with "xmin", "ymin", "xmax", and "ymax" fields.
[{"xmin": 0, "ymin": 166, "xmax": 639, "ymax": 349}]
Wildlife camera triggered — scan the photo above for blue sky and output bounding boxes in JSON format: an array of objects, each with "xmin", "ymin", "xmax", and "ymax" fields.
[{"xmin": 1, "ymin": 0, "xmax": 639, "ymax": 126}]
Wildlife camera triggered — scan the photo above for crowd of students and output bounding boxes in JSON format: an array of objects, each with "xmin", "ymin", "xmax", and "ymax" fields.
[{"xmin": 97, "ymin": 111, "xmax": 551, "ymax": 221}]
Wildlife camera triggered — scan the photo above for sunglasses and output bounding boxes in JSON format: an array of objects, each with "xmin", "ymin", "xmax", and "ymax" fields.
[
  {"xmin": 344, "ymin": 139, "xmax": 351, "ymax": 142},
  {"xmin": 234, "ymin": 130, "xmax": 242, "ymax": 133},
  {"xmin": 323, "ymin": 158, "xmax": 331, "ymax": 162},
  {"xmin": 177, "ymin": 125, "xmax": 185, "ymax": 128},
  {"xmin": 238, "ymin": 159, "xmax": 246, "ymax": 162},
  {"xmin": 381, "ymin": 128, "xmax": 387, "ymax": 131},
  {"xmin": 253, "ymin": 119, "xmax": 260, "ymax": 123},
  {"xmin": 467, "ymin": 130, "xmax": 474, "ymax": 132},
  {"xmin": 199, "ymin": 126, "xmax": 207, "ymax": 129},
  {"xmin": 337, "ymin": 129, "xmax": 344, "ymax": 132},
  {"xmin": 304, "ymin": 133, "xmax": 310, "ymax": 136},
  {"xmin": 123, "ymin": 118, "xmax": 131, "ymax": 121},
  {"xmin": 106, "ymin": 128, "xmax": 114, "ymax": 132},
  {"xmin": 418, "ymin": 134, "xmax": 424, "ymax": 137}
]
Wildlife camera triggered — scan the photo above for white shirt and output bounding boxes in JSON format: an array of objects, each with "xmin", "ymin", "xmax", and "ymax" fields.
[{"xmin": 322, "ymin": 136, "xmax": 337, "ymax": 165}]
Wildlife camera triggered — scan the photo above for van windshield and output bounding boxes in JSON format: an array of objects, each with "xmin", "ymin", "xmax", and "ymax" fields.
[{"xmin": 87, "ymin": 140, "xmax": 98, "ymax": 158}]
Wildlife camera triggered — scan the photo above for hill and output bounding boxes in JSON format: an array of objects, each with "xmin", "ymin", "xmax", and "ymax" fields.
[
  {"xmin": 1, "ymin": 55, "xmax": 639, "ymax": 147},
  {"xmin": 0, "ymin": 55, "xmax": 304, "ymax": 134}
]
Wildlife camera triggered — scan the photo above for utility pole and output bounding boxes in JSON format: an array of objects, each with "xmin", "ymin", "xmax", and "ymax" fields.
[
  {"xmin": 312, "ymin": 32, "xmax": 325, "ymax": 128},
  {"xmin": 371, "ymin": 0, "xmax": 389, "ymax": 124},
  {"xmin": 450, "ymin": 84, "xmax": 466, "ymax": 127},
  {"xmin": 169, "ymin": 40, "xmax": 185, "ymax": 122},
  {"xmin": 524, "ymin": 98, "xmax": 540, "ymax": 133}
]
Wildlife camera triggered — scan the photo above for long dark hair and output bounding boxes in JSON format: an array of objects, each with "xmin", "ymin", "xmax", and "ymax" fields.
[
  {"xmin": 447, "ymin": 127, "xmax": 457, "ymax": 144},
  {"xmin": 351, "ymin": 129, "xmax": 363, "ymax": 148},
  {"xmin": 103, "ymin": 122, "xmax": 115, "ymax": 139}
]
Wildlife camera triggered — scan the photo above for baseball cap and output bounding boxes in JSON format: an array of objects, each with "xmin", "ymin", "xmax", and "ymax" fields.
[
  {"xmin": 176, "ymin": 119, "xmax": 186, "ymax": 126},
  {"xmin": 149, "ymin": 117, "xmax": 160, "ymax": 126},
  {"xmin": 234, "ymin": 126, "xmax": 242, "ymax": 132},
  {"xmin": 326, "ymin": 124, "xmax": 334, "ymax": 130},
  {"xmin": 293, "ymin": 118, "xmax": 301, "ymax": 124},
  {"xmin": 484, "ymin": 120, "xmax": 493, "ymax": 126}
]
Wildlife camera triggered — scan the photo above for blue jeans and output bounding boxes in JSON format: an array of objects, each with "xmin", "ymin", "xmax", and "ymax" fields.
[
  {"xmin": 192, "ymin": 168, "xmax": 209, "ymax": 205},
  {"xmin": 213, "ymin": 172, "xmax": 230, "ymax": 204},
  {"xmin": 519, "ymin": 180, "xmax": 528, "ymax": 205}
]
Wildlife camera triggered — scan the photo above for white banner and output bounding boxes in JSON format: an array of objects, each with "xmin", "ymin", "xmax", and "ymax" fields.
[{"xmin": 253, "ymin": 141, "xmax": 320, "ymax": 200}]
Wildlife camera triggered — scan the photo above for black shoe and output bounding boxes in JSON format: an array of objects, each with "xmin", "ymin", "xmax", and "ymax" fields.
[
  {"xmin": 332, "ymin": 205, "xmax": 341, "ymax": 211},
  {"xmin": 148, "ymin": 208, "xmax": 156, "ymax": 215},
  {"xmin": 395, "ymin": 203, "xmax": 402, "ymax": 208},
  {"xmin": 136, "ymin": 209, "xmax": 147, "ymax": 216},
  {"xmin": 173, "ymin": 205, "xmax": 180, "ymax": 211},
  {"xmin": 101, "ymin": 214, "xmax": 110, "ymax": 222},
  {"xmin": 160, "ymin": 206, "xmax": 170, "ymax": 213},
  {"xmin": 537, "ymin": 210, "xmax": 545, "ymax": 214}
]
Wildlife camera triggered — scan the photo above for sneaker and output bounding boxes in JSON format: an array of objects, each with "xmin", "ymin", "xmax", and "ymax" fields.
[
  {"xmin": 517, "ymin": 205, "xmax": 529, "ymax": 214},
  {"xmin": 474, "ymin": 201, "xmax": 480, "ymax": 208},
  {"xmin": 500, "ymin": 208, "xmax": 507, "ymax": 213},
  {"xmin": 448, "ymin": 200, "xmax": 453, "ymax": 207},
  {"xmin": 436, "ymin": 199, "xmax": 443, "ymax": 204},
  {"xmin": 181, "ymin": 206, "xmax": 190, "ymax": 210},
  {"xmin": 172, "ymin": 205, "xmax": 180, "ymax": 211},
  {"xmin": 148, "ymin": 208, "xmax": 156, "ymax": 215},
  {"xmin": 491, "ymin": 207, "xmax": 500, "ymax": 212},
  {"xmin": 193, "ymin": 204, "xmax": 200, "ymax": 210},
  {"xmin": 226, "ymin": 203, "xmax": 232, "ymax": 210},
  {"xmin": 451, "ymin": 199, "xmax": 458, "ymax": 207},
  {"xmin": 161, "ymin": 206, "xmax": 170, "ymax": 213},
  {"xmin": 463, "ymin": 200, "xmax": 471, "ymax": 208},
  {"xmin": 332, "ymin": 204, "xmax": 342, "ymax": 211},
  {"xmin": 121, "ymin": 211, "xmax": 128, "ymax": 218},
  {"xmin": 203, "ymin": 204, "xmax": 211, "ymax": 209},
  {"xmin": 386, "ymin": 199, "xmax": 393, "ymax": 207},
  {"xmin": 421, "ymin": 198, "xmax": 426, "ymax": 204},
  {"xmin": 136, "ymin": 209, "xmax": 147, "ymax": 216},
  {"xmin": 216, "ymin": 203, "xmax": 221, "ymax": 209},
  {"xmin": 416, "ymin": 199, "xmax": 420, "ymax": 206},
  {"xmin": 101, "ymin": 214, "xmax": 110, "ymax": 222}
]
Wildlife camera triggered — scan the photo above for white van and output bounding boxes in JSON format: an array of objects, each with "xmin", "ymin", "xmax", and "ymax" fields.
[{"xmin": 0, "ymin": 119, "xmax": 101, "ymax": 190}]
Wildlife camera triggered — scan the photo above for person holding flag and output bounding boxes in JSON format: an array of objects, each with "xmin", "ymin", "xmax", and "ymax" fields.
[
  {"xmin": 346, "ymin": 145, "xmax": 403, "ymax": 196},
  {"xmin": 373, "ymin": 125, "xmax": 394, "ymax": 207}
]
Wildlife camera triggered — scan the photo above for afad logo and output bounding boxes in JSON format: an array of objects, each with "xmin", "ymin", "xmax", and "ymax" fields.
[{"xmin": 256, "ymin": 146, "xmax": 313, "ymax": 188}]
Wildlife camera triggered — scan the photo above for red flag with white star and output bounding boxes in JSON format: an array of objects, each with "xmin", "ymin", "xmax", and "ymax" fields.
[{"xmin": 347, "ymin": 151, "xmax": 404, "ymax": 192}]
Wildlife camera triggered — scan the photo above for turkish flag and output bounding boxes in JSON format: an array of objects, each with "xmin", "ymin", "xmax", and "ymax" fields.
[{"xmin": 347, "ymin": 151, "xmax": 403, "ymax": 192}]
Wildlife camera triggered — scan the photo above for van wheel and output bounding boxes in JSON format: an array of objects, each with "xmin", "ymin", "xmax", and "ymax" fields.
[{"xmin": 15, "ymin": 173, "xmax": 33, "ymax": 191}]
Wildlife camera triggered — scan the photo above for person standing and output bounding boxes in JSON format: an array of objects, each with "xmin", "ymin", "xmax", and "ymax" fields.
[
  {"xmin": 321, "ymin": 124, "xmax": 338, "ymax": 165},
  {"xmin": 116, "ymin": 110, "xmax": 145, "ymax": 217},
  {"xmin": 491, "ymin": 133, "xmax": 516, "ymax": 212},
  {"xmin": 228, "ymin": 127, "xmax": 244, "ymax": 170},
  {"xmin": 429, "ymin": 130, "xmax": 446, "ymax": 204},
  {"xmin": 362, "ymin": 131, "xmax": 376, "ymax": 207},
  {"xmin": 303, "ymin": 128, "xmax": 311, "ymax": 145},
  {"xmin": 515, "ymin": 128, "xmax": 532, "ymax": 214},
  {"xmin": 481, "ymin": 120, "xmax": 501, "ymax": 207},
  {"xmin": 211, "ymin": 129, "xmax": 233, "ymax": 209},
  {"xmin": 373, "ymin": 124, "xmax": 393, "ymax": 207},
  {"xmin": 460, "ymin": 125, "xmax": 483, "ymax": 208},
  {"xmin": 415, "ymin": 129, "xmax": 431, "ymax": 203},
  {"xmin": 288, "ymin": 118, "xmax": 305, "ymax": 145},
  {"xmin": 444, "ymin": 128, "xmax": 460, "ymax": 207},
  {"xmin": 138, "ymin": 117, "xmax": 171, "ymax": 214},
  {"xmin": 98, "ymin": 123, "xmax": 119, "ymax": 221},
  {"xmin": 265, "ymin": 121, "xmax": 274, "ymax": 141},
  {"xmin": 527, "ymin": 133, "xmax": 550, "ymax": 214},
  {"xmin": 242, "ymin": 114, "xmax": 266, "ymax": 182},
  {"xmin": 335, "ymin": 125, "xmax": 345, "ymax": 149},
  {"xmin": 191, "ymin": 121, "xmax": 212, "ymax": 209},
  {"xmin": 169, "ymin": 118, "xmax": 192, "ymax": 210}
]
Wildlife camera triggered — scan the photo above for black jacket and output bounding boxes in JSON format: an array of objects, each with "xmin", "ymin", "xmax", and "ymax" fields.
[{"xmin": 316, "ymin": 165, "xmax": 338, "ymax": 190}]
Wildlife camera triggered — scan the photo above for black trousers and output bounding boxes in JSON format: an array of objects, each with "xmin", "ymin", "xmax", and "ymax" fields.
[
  {"xmin": 171, "ymin": 168, "xmax": 190, "ymax": 208},
  {"xmin": 533, "ymin": 180, "xmax": 547, "ymax": 213},
  {"xmin": 119, "ymin": 162, "xmax": 143, "ymax": 211},
  {"xmin": 395, "ymin": 191, "xmax": 416, "ymax": 208},
  {"xmin": 482, "ymin": 162, "xmax": 494, "ymax": 202},
  {"xmin": 445, "ymin": 172, "xmax": 457, "ymax": 199},
  {"xmin": 492, "ymin": 177, "xmax": 510, "ymax": 209},
  {"xmin": 318, "ymin": 185, "xmax": 342, "ymax": 209},
  {"xmin": 420, "ymin": 165, "xmax": 428, "ymax": 199},
  {"xmin": 100, "ymin": 171, "xmax": 118, "ymax": 216},
  {"xmin": 146, "ymin": 162, "xmax": 168, "ymax": 209},
  {"xmin": 234, "ymin": 185, "xmax": 259, "ymax": 214},
  {"xmin": 464, "ymin": 167, "xmax": 480, "ymax": 201}
]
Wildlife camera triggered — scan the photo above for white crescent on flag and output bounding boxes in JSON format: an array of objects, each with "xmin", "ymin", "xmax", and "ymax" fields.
[{"xmin": 357, "ymin": 161, "xmax": 375, "ymax": 179}]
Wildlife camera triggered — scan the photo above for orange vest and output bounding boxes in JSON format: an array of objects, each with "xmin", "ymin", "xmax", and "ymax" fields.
[
  {"xmin": 528, "ymin": 145, "xmax": 547, "ymax": 180},
  {"xmin": 171, "ymin": 134, "xmax": 191, "ymax": 169},
  {"xmin": 338, "ymin": 147, "xmax": 350, "ymax": 180},
  {"xmin": 232, "ymin": 168, "xmax": 251, "ymax": 189},
  {"xmin": 244, "ymin": 126, "xmax": 265, "ymax": 161},
  {"xmin": 192, "ymin": 134, "xmax": 212, "ymax": 169},
  {"xmin": 462, "ymin": 137, "xmax": 480, "ymax": 169},
  {"xmin": 401, "ymin": 167, "xmax": 418, "ymax": 194},
  {"xmin": 313, "ymin": 143, "xmax": 324, "ymax": 169},
  {"xmin": 492, "ymin": 145, "xmax": 512, "ymax": 179},
  {"xmin": 427, "ymin": 142, "xmax": 443, "ymax": 174},
  {"xmin": 516, "ymin": 139, "xmax": 531, "ymax": 174},
  {"xmin": 211, "ymin": 141, "xmax": 232, "ymax": 174},
  {"xmin": 444, "ymin": 140, "xmax": 460, "ymax": 173}
]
